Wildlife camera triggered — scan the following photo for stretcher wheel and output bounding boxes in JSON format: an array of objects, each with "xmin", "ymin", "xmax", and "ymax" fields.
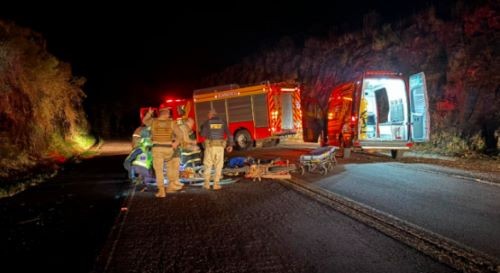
[{"xmin": 320, "ymin": 165, "xmax": 328, "ymax": 175}]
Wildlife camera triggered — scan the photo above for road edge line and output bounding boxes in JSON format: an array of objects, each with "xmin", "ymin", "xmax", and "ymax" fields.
[{"xmin": 91, "ymin": 182, "xmax": 137, "ymax": 273}]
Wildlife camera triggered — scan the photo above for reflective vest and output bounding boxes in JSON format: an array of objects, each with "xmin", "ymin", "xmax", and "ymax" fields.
[
  {"xmin": 207, "ymin": 117, "xmax": 225, "ymax": 140},
  {"xmin": 132, "ymin": 149, "xmax": 152, "ymax": 169},
  {"xmin": 151, "ymin": 118, "xmax": 173, "ymax": 143}
]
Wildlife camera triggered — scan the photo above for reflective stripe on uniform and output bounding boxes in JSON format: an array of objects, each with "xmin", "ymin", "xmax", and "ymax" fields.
[{"xmin": 132, "ymin": 152, "xmax": 150, "ymax": 168}]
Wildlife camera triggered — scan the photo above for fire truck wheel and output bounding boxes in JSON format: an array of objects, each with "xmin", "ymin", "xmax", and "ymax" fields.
[
  {"xmin": 339, "ymin": 136, "xmax": 351, "ymax": 159},
  {"xmin": 234, "ymin": 129, "xmax": 253, "ymax": 151}
]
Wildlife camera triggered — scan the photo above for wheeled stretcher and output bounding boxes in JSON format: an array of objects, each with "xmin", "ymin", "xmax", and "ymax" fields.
[{"xmin": 299, "ymin": 146, "xmax": 337, "ymax": 175}]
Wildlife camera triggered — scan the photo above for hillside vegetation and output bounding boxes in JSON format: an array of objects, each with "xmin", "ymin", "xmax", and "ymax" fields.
[
  {"xmin": 203, "ymin": 1, "xmax": 499, "ymax": 156},
  {"xmin": 0, "ymin": 20, "xmax": 94, "ymax": 184}
]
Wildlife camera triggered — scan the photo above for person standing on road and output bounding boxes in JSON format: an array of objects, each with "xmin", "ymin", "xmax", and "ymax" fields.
[
  {"xmin": 179, "ymin": 117, "xmax": 199, "ymax": 152},
  {"xmin": 177, "ymin": 117, "xmax": 201, "ymax": 168},
  {"xmin": 200, "ymin": 109, "xmax": 234, "ymax": 190},
  {"xmin": 143, "ymin": 106, "xmax": 183, "ymax": 198}
]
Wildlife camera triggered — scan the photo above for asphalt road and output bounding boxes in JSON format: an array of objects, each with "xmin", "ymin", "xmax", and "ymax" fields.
[
  {"xmin": 315, "ymin": 162, "xmax": 500, "ymax": 258},
  {"xmin": 2, "ymin": 141, "xmax": 496, "ymax": 273},
  {"xmin": 0, "ymin": 153, "xmax": 130, "ymax": 273},
  {"xmin": 98, "ymin": 178, "xmax": 455, "ymax": 273}
]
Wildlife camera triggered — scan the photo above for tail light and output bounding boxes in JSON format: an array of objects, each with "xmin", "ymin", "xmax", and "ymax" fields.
[{"xmin": 350, "ymin": 116, "xmax": 357, "ymax": 127}]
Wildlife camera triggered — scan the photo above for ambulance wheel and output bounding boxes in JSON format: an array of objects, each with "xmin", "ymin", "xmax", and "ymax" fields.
[
  {"xmin": 391, "ymin": 150, "xmax": 404, "ymax": 159},
  {"xmin": 343, "ymin": 147, "xmax": 351, "ymax": 159},
  {"xmin": 272, "ymin": 138, "xmax": 280, "ymax": 146},
  {"xmin": 235, "ymin": 129, "xmax": 253, "ymax": 151}
]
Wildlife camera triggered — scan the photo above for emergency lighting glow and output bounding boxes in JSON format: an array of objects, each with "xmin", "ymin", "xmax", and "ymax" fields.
[
  {"xmin": 328, "ymin": 112, "xmax": 334, "ymax": 120},
  {"xmin": 72, "ymin": 134, "xmax": 96, "ymax": 151},
  {"xmin": 166, "ymin": 99, "xmax": 173, "ymax": 103},
  {"xmin": 281, "ymin": 88, "xmax": 296, "ymax": 92}
]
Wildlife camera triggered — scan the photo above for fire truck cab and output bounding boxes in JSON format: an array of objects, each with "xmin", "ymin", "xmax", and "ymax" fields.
[{"xmin": 326, "ymin": 71, "xmax": 430, "ymax": 159}]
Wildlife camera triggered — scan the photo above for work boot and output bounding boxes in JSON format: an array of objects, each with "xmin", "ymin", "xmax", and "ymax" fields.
[
  {"xmin": 155, "ymin": 187, "xmax": 166, "ymax": 198},
  {"xmin": 213, "ymin": 181, "xmax": 221, "ymax": 191},
  {"xmin": 172, "ymin": 180, "xmax": 184, "ymax": 188},
  {"xmin": 203, "ymin": 180, "xmax": 210, "ymax": 190},
  {"xmin": 166, "ymin": 184, "xmax": 182, "ymax": 193}
]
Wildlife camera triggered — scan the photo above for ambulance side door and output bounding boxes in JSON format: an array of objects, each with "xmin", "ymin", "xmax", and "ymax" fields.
[{"xmin": 409, "ymin": 72, "xmax": 430, "ymax": 142}]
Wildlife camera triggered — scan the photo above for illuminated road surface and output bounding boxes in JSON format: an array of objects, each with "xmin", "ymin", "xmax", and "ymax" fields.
[{"xmin": 315, "ymin": 162, "xmax": 500, "ymax": 258}]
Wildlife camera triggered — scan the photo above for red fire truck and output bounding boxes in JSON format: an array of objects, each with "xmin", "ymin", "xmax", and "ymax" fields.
[
  {"xmin": 146, "ymin": 82, "xmax": 303, "ymax": 150},
  {"xmin": 325, "ymin": 71, "xmax": 430, "ymax": 159}
]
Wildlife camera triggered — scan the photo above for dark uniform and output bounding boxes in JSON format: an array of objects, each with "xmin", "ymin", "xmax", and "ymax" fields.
[{"xmin": 200, "ymin": 110, "xmax": 233, "ymax": 190}]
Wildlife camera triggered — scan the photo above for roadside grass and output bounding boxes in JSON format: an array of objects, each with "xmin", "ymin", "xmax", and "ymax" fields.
[{"xmin": 0, "ymin": 134, "xmax": 98, "ymax": 198}]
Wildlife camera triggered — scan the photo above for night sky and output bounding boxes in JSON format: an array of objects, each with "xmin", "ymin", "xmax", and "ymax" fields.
[{"xmin": 1, "ymin": 1, "xmax": 456, "ymax": 106}]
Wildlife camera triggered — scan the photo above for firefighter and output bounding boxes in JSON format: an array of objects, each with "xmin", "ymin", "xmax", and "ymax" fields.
[
  {"xmin": 200, "ymin": 109, "xmax": 234, "ymax": 190},
  {"xmin": 179, "ymin": 118, "xmax": 199, "ymax": 152},
  {"xmin": 143, "ymin": 106, "xmax": 183, "ymax": 198}
]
